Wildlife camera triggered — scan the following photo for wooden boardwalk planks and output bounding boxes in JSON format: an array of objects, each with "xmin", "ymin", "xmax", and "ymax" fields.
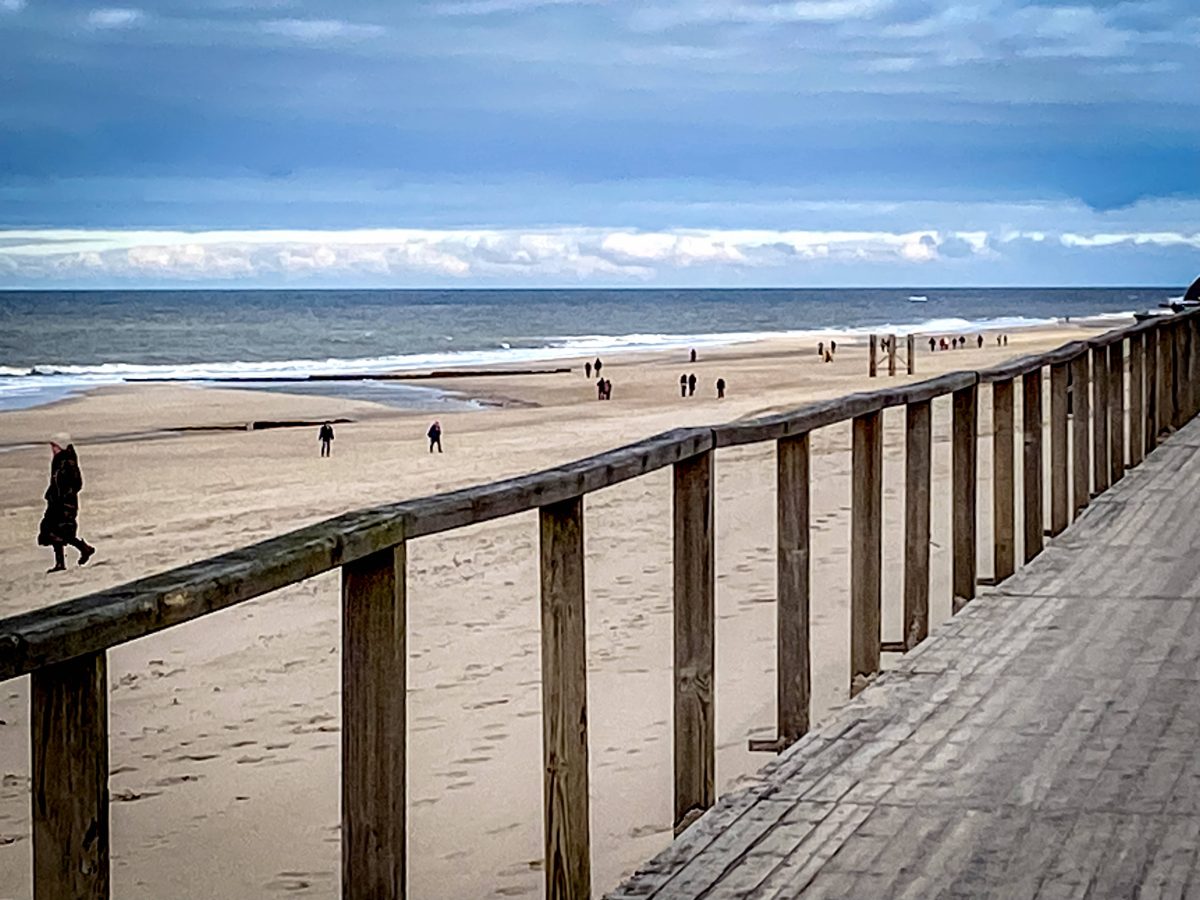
[{"xmin": 611, "ymin": 416, "xmax": 1200, "ymax": 900}]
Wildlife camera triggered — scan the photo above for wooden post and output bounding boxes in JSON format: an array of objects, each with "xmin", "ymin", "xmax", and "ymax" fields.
[
  {"xmin": 992, "ymin": 379, "xmax": 1015, "ymax": 582},
  {"xmin": 869, "ymin": 335, "xmax": 878, "ymax": 378},
  {"xmin": 32, "ymin": 651, "xmax": 110, "ymax": 900},
  {"xmin": 1109, "ymin": 341, "xmax": 1125, "ymax": 485},
  {"xmin": 1170, "ymin": 322, "xmax": 1182, "ymax": 430},
  {"xmin": 538, "ymin": 498, "xmax": 592, "ymax": 897},
  {"xmin": 776, "ymin": 434, "xmax": 810, "ymax": 745},
  {"xmin": 850, "ymin": 411, "xmax": 882, "ymax": 694},
  {"xmin": 1023, "ymin": 368, "xmax": 1044, "ymax": 563},
  {"xmin": 906, "ymin": 334, "xmax": 916, "ymax": 375},
  {"xmin": 952, "ymin": 384, "xmax": 978, "ymax": 613},
  {"xmin": 343, "ymin": 545, "xmax": 406, "ymax": 900},
  {"xmin": 1071, "ymin": 352, "xmax": 1090, "ymax": 519},
  {"xmin": 904, "ymin": 400, "xmax": 931, "ymax": 648},
  {"xmin": 1188, "ymin": 319, "xmax": 1198, "ymax": 421},
  {"xmin": 1146, "ymin": 327, "xmax": 1159, "ymax": 451},
  {"xmin": 674, "ymin": 451, "xmax": 714, "ymax": 833},
  {"xmin": 1049, "ymin": 363, "xmax": 1069, "ymax": 536},
  {"xmin": 1158, "ymin": 323, "xmax": 1171, "ymax": 437},
  {"xmin": 887, "ymin": 333, "xmax": 897, "ymax": 377},
  {"xmin": 1092, "ymin": 346, "xmax": 1110, "ymax": 494},
  {"xmin": 1129, "ymin": 334, "xmax": 1144, "ymax": 467}
]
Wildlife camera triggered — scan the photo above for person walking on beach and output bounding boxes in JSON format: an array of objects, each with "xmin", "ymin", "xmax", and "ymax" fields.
[
  {"xmin": 38, "ymin": 436, "xmax": 95, "ymax": 573},
  {"xmin": 716, "ymin": 377, "xmax": 726, "ymax": 399},
  {"xmin": 830, "ymin": 340, "xmax": 837, "ymax": 355},
  {"xmin": 603, "ymin": 379, "xmax": 612, "ymax": 400},
  {"xmin": 318, "ymin": 421, "xmax": 334, "ymax": 457},
  {"xmin": 818, "ymin": 341, "xmax": 825, "ymax": 358},
  {"xmin": 597, "ymin": 377, "xmax": 606, "ymax": 400},
  {"xmin": 585, "ymin": 361, "xmax": 592, "ymax": 379},
  {"xmin": 977, "ymin": 335, "xmax": 984, "ymax": 349},
  {"xmin": 680, "ymin": 374, "xmax": 688, "ymax": 398},
  {"xmin": 690, "ymin": 348, "xmax": 697, "ymax": 363},
  {"xmin": 427, "ymin": 420, "xmax": 443, "ymax": 453},
  {"xmin": 928, "ymin": 337, "xmax": 936, "ymax": 352},
  {"xmin": 687, "ymin": 373, "xmax": 697, "ymax": 397},
  {"xmin": 594, "ymin": 358, "xmax": 603, "ymax": 379}
]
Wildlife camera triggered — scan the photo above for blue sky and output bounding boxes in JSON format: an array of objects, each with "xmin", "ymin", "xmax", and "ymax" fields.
[{"xmin": 1, "ymin": 0, "xmax": 1198, "ymax": 287}]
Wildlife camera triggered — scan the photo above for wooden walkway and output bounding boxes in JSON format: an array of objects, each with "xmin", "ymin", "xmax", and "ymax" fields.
[{"xmin": 612, "ymin": 415, "xmax": 1200, "ymax": 900}]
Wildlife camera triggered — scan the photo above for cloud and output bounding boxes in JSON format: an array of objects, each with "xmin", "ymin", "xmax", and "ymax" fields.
[
  {"xmin": 261, "ymin": 18, "xmax": 386, "ymax": 41},
  {"xmin": 434, "ymin": 0, "xmax": 604, "ymax": 15},
  {"xmin": 0, "ymin": 0, "xmax": 27, "ymax": 13},
  {"xmin": 86, "ymin": 7, "xmax": 144, "ymax": 28}
]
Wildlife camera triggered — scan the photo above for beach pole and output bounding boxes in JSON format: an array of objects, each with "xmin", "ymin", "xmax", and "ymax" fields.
[
  {"xmin": 869, "ymin": 335, "xmax": 878, "ymax": 377},
  {"xmin": 342, "ymin": 545, "xmax": 407, "ymax": 900},
  {"xmin": 887, "ymin": 334, "xmax": 897, "ymax": 377},
  {"xmin": 906, "ymin": 334, "xmax": 916, "ymax": 375},
  {"xmin": 32, "ymin": 651, "xmax": 110, "ymax": 900},
  {"xmin": 674, "ymin": 451, "xmax": 715, "ymax": 834},
  {"xmin": 538, "ymin": 498, "xmax": 592, "ymax": 899}
]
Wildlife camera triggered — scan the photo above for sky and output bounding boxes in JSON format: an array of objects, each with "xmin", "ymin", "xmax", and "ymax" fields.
[{"xmin": 1, "ymin": 0, "xmax": 1198, "ymax": 288}]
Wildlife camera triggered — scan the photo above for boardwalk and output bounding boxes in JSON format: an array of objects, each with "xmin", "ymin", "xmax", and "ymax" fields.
[{"xmin": 612, "ymin": 416, "xmax": 1200, "ymax": 899}]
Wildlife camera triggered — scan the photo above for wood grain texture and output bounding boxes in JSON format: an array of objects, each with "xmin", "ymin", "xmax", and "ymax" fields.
[
  {"xmin": 851, "ymin": 412, "xmax": 882, "ymax": 694},
  {"xmin": 1145, "ymin": 328, "xmax": 1159, "ymax": 451},
  {"xmin": 342, "ymin": 545, "xmax": 406, "ymax": 900},
  {"xmin": 904, "ymin": 401, "xmax": 932, "ymax": 649},
  {"xmin": 952, "ymin": 385, "xmax": 978, "ymax": 613},
  {"xmin": 1129, "ymin": 334, "xmax": 1144, "ymax": 468},
  {"xmin": 1071, "ymin": 353, "xmax": 1090, "ymax": 520},
  {"xmin": 992, "ymin": 380, "xmax": 1016, "ymax": 583},
  {"xmin": 1092, "ymin": 345, "xmax": 1110, "ymax": 495},
  {"xmin": 776, "ymin": 434, "xmax": 811, "ymax": 745},
  {"xmin": 1049, "ymin": 363, "xmax": 1069, "ymax": 536},
  {"xmin": 1023, "ymin": 369, "xmax": 1044, "ymax": 564},
  {"xmin": 1109, "ymin": 341, "xmax": 1125, "ymax": 486},
  {"xmin": 32, "ymin": 650, "xmax": 109, "ymax": 900},
  {"xmin": 674, "ymin": 452, "xmax": 715, "ymax": 833},
  {"xmin": 538, "ymin": 498, "xmax": 592, "ymax": 900}
]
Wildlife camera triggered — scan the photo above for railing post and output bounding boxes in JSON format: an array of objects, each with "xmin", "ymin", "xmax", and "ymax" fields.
[
  {"xmin": 538, "ymin": 498, "xmax": 592, "ymax": 897},
  {"xmin": 1023, "ymin": 368, "xmax": 1044, "ymax": 563},
  {"xmin": 1170, "ymin": 322, "xmax": 1182, "ymax": 430},
  {"xmin": 992, "ymin": 379, "xmax": 1015, "ymax": 582},
  {"xmin": 1109, "ymin": 341, "xmax": 1125, "ymax": 485},
  {"xmin": 1129, "ymin": 334, "xmax": 1144, "ymax": 467},
  {"xmin": 851, "ymin": 411, "xmax": 882, "ymax": 693},
  {"xmin": 1049, "ymin": 363, "xmax": 1069, "ymax": 536},
  {"xmin": 1071, "ymin": 352, "xmax": 1090, "ymax": 519},
  {"xmin": 904, "ymin": 400, "xmax": 931, "ymax": 648},
  {"xmin": 343, "ymin": 544, "xmax": 407, "ymax": 900},
  {"xmin": 952, "ymin": 384, "xmax": 978, "ymax": 612},
  {"xmin": 1159, "ymin": 323, "xmax": 1172, "ymax": 437},
  {"xmin": 1146, "ymin": 328, "xmax": 1159, "ymax": 451},
  {"xmin": 1189, "ymin": 318, "xmax": 1199, "ymax": 421},
  {"xmin": 674, "ymin": 451, "xmax": 714, "ymax": 833},
  {"xmin": 869, "ymin": 335, "xmax": 878, "ymax": 378},
  {"xmin": 1092, "ymin": 345, "xmax": 1110, "ymax": 495},
  {"xmin": 776, "ymin": 434, "xmax": 810, "ymax": 745},
  {"xmin": 32, "ymin": 651, "xmax": 110, "ymax": 900}
]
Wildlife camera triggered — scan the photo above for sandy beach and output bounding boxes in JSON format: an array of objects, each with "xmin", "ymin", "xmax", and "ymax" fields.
[{"xmin": 0, "ymin": 321, "xmax": 1110, "ymax": 898}]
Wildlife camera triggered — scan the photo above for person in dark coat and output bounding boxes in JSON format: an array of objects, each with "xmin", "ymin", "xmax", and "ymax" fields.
[
  {"xmin": 38, "ymin": 438, "xmax": 95, "ymax": 573},
  {"xmin": 427, "ymin": 420, "xmax": 443, "ymax": 453},
  {"xmin": 690, "ymin": 348, "xmax": 697, "ymax": 363},
  {"xmin": 716, "ymin": 377, "xmax": 726, "ymax": 399},
  {"xmin": 585, "ymin": 361, "xmax": 592, "ymax": 378},
  {"xmin": 687, "ymin": 373, "xmax": 697, "ymax": 397},
  {"xmin": 928, "ymin": 337, "xmax": 936, "ymax": 352},
  {"xmin": 318, "ymin": 421, "xmax": 334, "ymax": 457},
  {"xmin": 594, "ymin": 358, "xmax": 603, "ymax": 378},
  {"xmin": 680, "ymin": 374, "xmax": 688, "ymax": 398}
]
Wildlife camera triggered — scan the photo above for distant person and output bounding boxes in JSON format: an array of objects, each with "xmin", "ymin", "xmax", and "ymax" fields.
[
  {"xmin": 38, "ymin": 436, "xmax": 95, "ymax": 573},
  {"xmin": 603, "ymin": 378, "xmax": 612, "ymax": 400},
  {"xmin": 427, "ymin": 420, "xmax": 443, "ymax": 453},
  {"xmin": 716, "ymin": 377, "xmax": 726, "ymax": 399},
  {"xmin": 996, "ymin": 335, "xmax": 1002, "ymax": 346},
  {"xmin": 585, "ymin": 361, "xmax": 593, "ymax": 378},
  {"xmin": 939, "ymin": 338, "xmax": 948, "ymax": 351},
  {"xmin": 597, "ymin": 377, "xmax": 606, "ymax": 400},
  {"xmin": 687, "ymin": 373, "xmax": 697, "ymax": 397},
  {"xmin": 824, "ymin": 350, "xmax": 833, "ymax": 363},
  {"xmin": 829, "ymin": 340, "xmax": 837, "ymax": 355},
  {"xmin": 977, "ymin": 335, "xmax": 984, "ymax": 349},
  {"xmin": 680, "ymin": 374, "xmax": 688, "ymax": 398},
  {"xmin": 594, "ymin": 358, "xmax": 603, "ymax": 378},
  {"xmin": 1003, "ymin": 335, "xmax": 1008, "ymax": 346},
  {"xmin": 318, "ymin": 421, "xmax": 334, "ymax": 457},
  {"xmin": 690, "ymin": 348, "xmax": 697, "ymax": 363},
  {"xmin": 928, "ymin": 337, "xmax": 936, "ymax": 352},
  {"xmin": 818, "ymin": 341, "xmax": 825, "ymax": 358}
]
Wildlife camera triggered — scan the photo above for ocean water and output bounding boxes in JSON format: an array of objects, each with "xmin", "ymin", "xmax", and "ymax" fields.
[{"xmin": 0, "ymin": 287, "xmax": 1177, "ymax": 412}]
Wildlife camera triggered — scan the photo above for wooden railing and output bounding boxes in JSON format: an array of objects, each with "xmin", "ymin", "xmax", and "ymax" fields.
[{"xmin": 3, "ymin": 309, "xmax": 1199, "ymax": 899}]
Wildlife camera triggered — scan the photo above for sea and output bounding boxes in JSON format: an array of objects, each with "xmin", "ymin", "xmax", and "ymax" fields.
[{"xmin": 0, "ymin": 287, "xmax": 1180, "ymax": 413}]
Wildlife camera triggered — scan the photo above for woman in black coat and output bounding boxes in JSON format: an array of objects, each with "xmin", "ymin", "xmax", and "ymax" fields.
[{"xmin": 38, "ymin": 440, "xmax": 95, "ymax": 572}]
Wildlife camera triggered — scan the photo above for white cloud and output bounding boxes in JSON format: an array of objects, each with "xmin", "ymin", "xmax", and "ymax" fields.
[
  {"xmin": 434, "ymin": 0, "xmax": 604, "ymax": 15},
  {"xmin": 86, "ymin": 7, "xmax": 144, "ymax": 28},
  {"xmin": 0, "ymin": 0, "xmax": 27, "ymax": 13},
  {"xmin": 261, "ymin": 18, "xmax": 386, "ymax": 41}
]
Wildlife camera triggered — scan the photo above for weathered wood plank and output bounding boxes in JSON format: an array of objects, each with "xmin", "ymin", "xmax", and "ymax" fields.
[
  {"xmin": 675, "ymin": 452, "xmax": 715, "ymax": 832},
  {"xmin": 977, "ymin": 341, "xmax": 1087, "ymax": 383},
  {"xmin": 904, "ymin": 400, "xmax": 932, "ymax": 648},
  {"xmin": 1109, "ymin": 340, "xmax": 1125, "ymax": 485},
  {"xmin": 1092, "ymin": 345, "xmax": 1110, "ymax": 495},
  {"xmin": 1049, "ymin": 363, "xmax": 1069, "ymax": 536},
  {"xmin": 32, "ymin": 650, "xmax": 109, "ymax": 900},
  {"xmin": 1145, "ymin": 327, "xmax": 1159, "ymax": 451},
  {"xmin": 776, "ymin": 434, "xmax": 811, "ymax": 746},
  {"xmin": 1023, "ymin": 368, "xmax": 1044, "ymax": 564},
  {"xmin": 992, "ymin": 379, "xmax": 1016, "ymax": 582},
  {"xmin": 342, "ymin": 545, "xmax": 406, "ymax": 900},
  {"xmin": 539, "ymin": 498, "xmax": 592, "ymax": 899},
  {"xmin": 1129, "ymin": 334, "xmax": 1144, "ymax": 468},
  {"xmin": 851, "ymin": 411, "xmax": 882, "ymax": 694},
  {"xmin": 1071, "ymin": 352, "xmax": 1090, "ymax": 519},
  {"xmin": 952, "ymin": 385, "xmax": 978, "ymax": 613}
]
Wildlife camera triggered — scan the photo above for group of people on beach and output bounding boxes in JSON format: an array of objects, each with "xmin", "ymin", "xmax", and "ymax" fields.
[
  {"xmin": 816, "ymin": 341, "xmax": 838, "ymax": 363},
  {"xmin": 928, "ymin": 334, "xmax": 1008, "ymax": 352},
  {"xmin": 584, "ymin": 357, "xmax": 613, "ymax": 400},
  {"xmin": 679, "ymin": 373, "xmax": 727, "ymax": 399},
  {"xmin": 317, "ymin": 419, "xmax": 443, "ymax": 457}
]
